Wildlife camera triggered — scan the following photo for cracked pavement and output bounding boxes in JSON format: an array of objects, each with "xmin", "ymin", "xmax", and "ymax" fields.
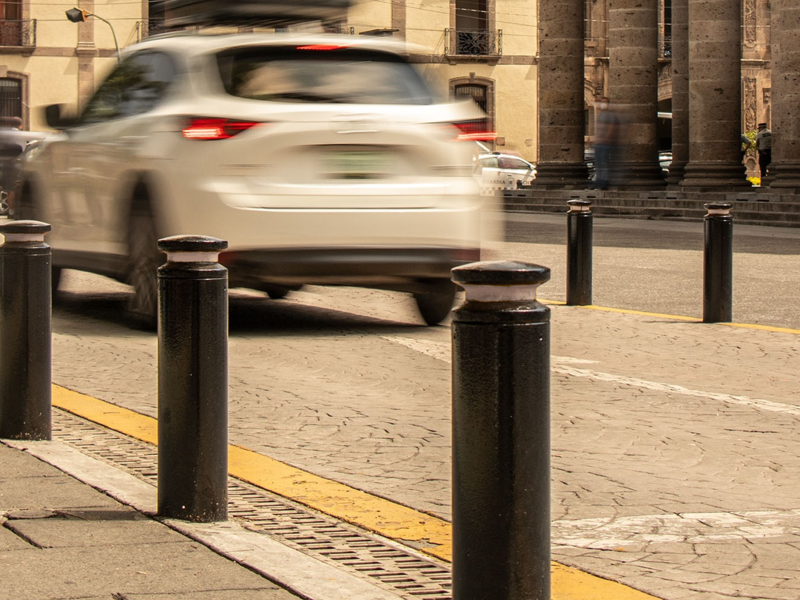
[{"xmin": 47, "ymin": 213, "xmax": 800, "ymax": 600}]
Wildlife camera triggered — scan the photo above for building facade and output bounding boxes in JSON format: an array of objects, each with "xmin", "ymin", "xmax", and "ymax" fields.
[
  {"xmin": 0, "ymin": 0, "xmax": 145, "ymax": 131},
  {"xmin": 347, "ymin": 0, "xmax": 539, "ymax": 162}
]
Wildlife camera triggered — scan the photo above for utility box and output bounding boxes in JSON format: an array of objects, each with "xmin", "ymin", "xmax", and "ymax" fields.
[{"xmin": 158, "ymin": 0, "xmax": 353, "ymax": 27}]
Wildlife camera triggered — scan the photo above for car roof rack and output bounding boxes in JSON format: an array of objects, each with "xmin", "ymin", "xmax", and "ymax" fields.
[{"xmin": 155, "ymin": 0, "xmax": 353, "ymax": 28}]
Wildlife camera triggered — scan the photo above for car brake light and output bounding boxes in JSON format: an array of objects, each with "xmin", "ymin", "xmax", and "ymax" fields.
[
  {"xmin": 452, "ymin": 120, "xmax": 497, "ymax": 142},
  {"xmin": 296, "ymin": 44, "xmax": 350, "ymax": 51},
  {"xmin": 182, "ymin": 118, "xmax": 261, "ymax": 140}
]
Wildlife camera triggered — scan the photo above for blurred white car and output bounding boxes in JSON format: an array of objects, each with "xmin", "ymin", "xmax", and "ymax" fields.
[{"xmin": 16, "ymin": 32, "xmax": 487, "ymax": 326}]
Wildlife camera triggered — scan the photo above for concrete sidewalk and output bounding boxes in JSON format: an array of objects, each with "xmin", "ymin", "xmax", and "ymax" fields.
[{"xmin": 0, "ymin": 441, "xmax": 305, "ymax": 600}]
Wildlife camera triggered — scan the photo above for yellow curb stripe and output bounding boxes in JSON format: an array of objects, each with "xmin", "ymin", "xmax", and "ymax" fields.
[
  {"xmin": 52, "ymin": 384, "xmax": 452, "ymax": 560},
  {"xmin": 227, "ymin": 444, "xmax": 453, "ymax": 561},
  {"xmin": 52, "ymin": 383, "xmax": 660, "ymax": 599},
  {"xmin": 540, "ymin": 298, "xmax": 800, "ymax": 335},
  {"xmin": 552, "ymin": 563, "xmax": 660, "ymax": 600}
]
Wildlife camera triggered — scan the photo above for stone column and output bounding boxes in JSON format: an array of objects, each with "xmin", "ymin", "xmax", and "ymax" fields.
[
  {"xmin": 682, "ymin": 0, "xmax": 749, "ymax": 189},
  {"xmin": 767, "ymin": 0, "xmax": 800, "ymax": 190},
  {"xmin": 607, "ymin": 0, "xmax": 665, "ymax": 188},
  {"xmin": 535, "ymin": 0, "xmax": 588, "ymax": 187},
  {"xmin": 666, "ymin": 0, "xmax": 688, "ymax": 187}
]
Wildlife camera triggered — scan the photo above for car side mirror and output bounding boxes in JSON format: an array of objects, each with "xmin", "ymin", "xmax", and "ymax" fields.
[{"xmin": 44, "ymin": 104, "xmax": 78, "ymax": 129}]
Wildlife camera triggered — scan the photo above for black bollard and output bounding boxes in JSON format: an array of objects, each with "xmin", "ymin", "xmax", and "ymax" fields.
[
  {"xmin": 703, "ymin": 203, "xmax": 733, "ymax": 323},
  {"xmin": 451, "ymin": 261, "xmax": 551, "ymax": 600},
  {"xmin": 157, "ymin": 235, "xmax": 229, "ymax": 522},
  {"xmin": 0, "ymin": 220, "xmax": 51, "ymax": 440},
  {"xmin": 566, "ymin": 198, "xmax": 593, "ymax": 306}
]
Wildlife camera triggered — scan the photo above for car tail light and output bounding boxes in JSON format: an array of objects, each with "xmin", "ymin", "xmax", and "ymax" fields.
[
  {"xmin": 182, "ymin": 118, "xmax": 262, "ymax": 140},
  {"xmin": 296, "ymin": 44, "xmax": 350, "ymax": 51},
  {"xmin": 452, "ymin": 120, "xmax": 497, "ymax": 142}
]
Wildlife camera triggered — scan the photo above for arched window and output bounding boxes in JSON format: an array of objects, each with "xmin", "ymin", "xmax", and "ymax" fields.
[{"xmin": 452, "ymin": 78, "xmax": 496, "ymax": 147}]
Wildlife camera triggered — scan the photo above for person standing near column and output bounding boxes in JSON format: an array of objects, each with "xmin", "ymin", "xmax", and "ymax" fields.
[
  {"xmin": 593, "ymin": 97, "xmax": 621, "ymax": 190},
  {"xmin": 755, "ymin": 122, "xmax": 772, "ymax": 179}
]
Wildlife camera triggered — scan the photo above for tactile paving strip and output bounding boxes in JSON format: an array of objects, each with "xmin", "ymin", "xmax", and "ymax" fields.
[{"xmin": 52, "ymin": 408, "xmax": 452, "ymax": 600}]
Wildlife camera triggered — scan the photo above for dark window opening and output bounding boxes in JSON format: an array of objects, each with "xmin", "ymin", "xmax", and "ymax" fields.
[
  {"xmin": 455, "ymin": 0, "xmax": 489, "ymax": 55},
  {"xmin": 0, "ymin": 78, "xmax": 22, "ymax": 121},
  {"xmin": 0, "ymin": 0, "xmax": 22, "ymax": 46}
]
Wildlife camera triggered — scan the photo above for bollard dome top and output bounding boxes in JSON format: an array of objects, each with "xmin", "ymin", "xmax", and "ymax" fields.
[
  {"xmin": 452, "ymin": 261, "xmax": 551, "ymax": 287},
  {"xmin": 567, "ymin": 199, "xmax": 593, "ymax": 211},
  {"xmin": 704, "ymin": 202, "xmax": 733, "ymax": 212},
  {"xmin": 0, "ymin": 220, "xmax": 51, "ymax": 235},
  {"xmin": 158, "ymin": 235, "xmax": 228, "ymax": 253}
]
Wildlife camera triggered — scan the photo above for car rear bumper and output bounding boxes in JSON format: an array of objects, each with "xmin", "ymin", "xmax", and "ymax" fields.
[{"xmin": 220, "ymin": 246, "xmax": 480, "ymax": 291}]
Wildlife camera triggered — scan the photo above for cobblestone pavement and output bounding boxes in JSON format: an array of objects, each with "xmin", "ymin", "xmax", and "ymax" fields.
[{"xmin": 48, "ymin": 214, "xmax": 800, "ymax": 600}]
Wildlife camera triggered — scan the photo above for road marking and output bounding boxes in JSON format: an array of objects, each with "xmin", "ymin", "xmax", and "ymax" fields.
[
  {"xmin": 554, "ymin": 509, "xmax": 800, "ymax": 549},
  {"xmin": 383, "ymin": 336, "xmax": 800, "ymax": 416},
  {"xmin": 51, "ymin": 384, "xmax": 659, "ymax": 600},
  {"xmin": 540, "ymin": 299, "xmax": 800, "ymax": 336},
  {"xmin": 555, "ymin": 364, "xmax": 800, "ymax": 416},
  {"xmin": 381, "ymin": 336, "xmax": 598, "ymax": 366}
]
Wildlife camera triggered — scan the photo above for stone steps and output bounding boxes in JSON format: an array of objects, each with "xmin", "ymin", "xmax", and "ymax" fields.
[{"xmin": 501, "ymin": 189, "xmax": 800, "ymax": 227}]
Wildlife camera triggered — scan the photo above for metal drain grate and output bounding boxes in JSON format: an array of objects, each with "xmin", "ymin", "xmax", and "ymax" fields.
[{"xmin": 53, "ymin": 409, "xmax": 452, "ymax": 600}]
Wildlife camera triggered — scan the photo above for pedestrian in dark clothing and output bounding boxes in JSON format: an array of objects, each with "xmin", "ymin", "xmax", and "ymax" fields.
[
  {"xmin": 593, "ymin": 97, "xmax": 620, "ymax": 189},
  {"xmin": 755, "ymin": 122, "xmax": 772, "ymax": 178}
]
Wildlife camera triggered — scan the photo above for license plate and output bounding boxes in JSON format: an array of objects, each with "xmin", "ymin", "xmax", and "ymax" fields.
[{"xmin": 322, "ymin": 150, "xmax": 392, "ymax": 179}]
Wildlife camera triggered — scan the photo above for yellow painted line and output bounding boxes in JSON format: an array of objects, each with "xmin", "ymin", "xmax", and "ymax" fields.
[
  {"xmin": 722, "ymin": 321, "xmax": 800, "ymax": 335},
  {"xmin": 52, "ymin": 384, "xmax": 452, "ymax": 560},
  {"xmin": 541, "ymin": 298, "xmax": 800, "ymax": 335},
  {"xmin": 53, "ymin": 385, "xmax": 158, "ymax": 445},
  {"xmin": 52, "ymin": 383, "xmax": 661, "ymax": 599},
  {"xmin": 228, "ymin": 444, "xmax": 453, "ymax": 561},
  {"xmin": 552, "ymin": 563, "xmax": 660, "ymax": 600}
]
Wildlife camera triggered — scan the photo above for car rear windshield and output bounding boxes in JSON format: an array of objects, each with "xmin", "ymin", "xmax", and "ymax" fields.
[{"xmin": 216, "ymin": 46, "xmax": 433, "ymax": 105}]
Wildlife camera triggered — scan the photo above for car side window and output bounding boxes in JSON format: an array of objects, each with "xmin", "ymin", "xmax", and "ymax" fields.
[
  {"xmin": 81, "ymin": 52, "xmax": 177, "ymax": 125},
  {"xmin": 479, "ymin": 157, "xmax": 498, "ymax": 168},
  {"xmin": 497, "ymin": 157, "xmax": 530, "ymax": 170}
]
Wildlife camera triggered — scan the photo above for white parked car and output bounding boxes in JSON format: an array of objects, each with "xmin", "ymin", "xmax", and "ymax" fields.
[
  {"xmin": 476, "ymin": 151, "xmax": 536, "ymax": 191},
  {"xmin": 16, "ymin": 32, "xmax": 487, "ymax": 326}
]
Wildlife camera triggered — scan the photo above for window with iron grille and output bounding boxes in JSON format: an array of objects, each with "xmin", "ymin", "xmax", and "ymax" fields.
[
  {"xmin": 0, "ymin": 0, "xmax": 21, "ymax": 46},
  {"xmin": 453, "ymin": 82, "xmax": 493, "ymax": 145},
  {"xmin": 455, "ymin": 0, "xmax": 489, "ymax": 55},
  {"xmin": 0, "ymin": 78, "xmax": 22, "ymax": 121}
]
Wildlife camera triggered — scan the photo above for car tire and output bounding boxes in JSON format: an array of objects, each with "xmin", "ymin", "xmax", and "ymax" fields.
[
  {"xmin": 51, "ymin": 266, "xmax": 62, "ymax": 301},
  {"xmin": 414, "ymin": 281, "xmax": 457, "ymax": 326},
  {"xmin": 125, "ymin": 207, "xmax": 162, "ymax": 330},
  {"xmin": 267, "ymin": 288, "xmax": 289, "ymax": 300}
]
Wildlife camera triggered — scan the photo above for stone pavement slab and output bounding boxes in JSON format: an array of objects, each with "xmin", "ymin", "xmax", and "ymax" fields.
[{"xmin": 0, "ymin": 443, "xmax": 302, "ymax": 600}]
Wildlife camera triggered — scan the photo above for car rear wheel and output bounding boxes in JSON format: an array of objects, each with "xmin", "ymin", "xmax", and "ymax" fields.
[
  {"xmin": 414, "ymin": 281, "xmax": 457, "ymax": 326},
  {"xmin": 125, "ymin": 208, "xmax": 162, "ymax": 330}
]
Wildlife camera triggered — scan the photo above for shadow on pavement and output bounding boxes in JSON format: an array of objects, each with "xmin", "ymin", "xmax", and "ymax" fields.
[{"xmin": 52, "ymin": 290, "xmax": 426, "ymax": 338}]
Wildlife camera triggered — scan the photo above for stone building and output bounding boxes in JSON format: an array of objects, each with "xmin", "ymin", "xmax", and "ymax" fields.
[
  {"xmin": 584, "ymin": 0, "xmax": 772, "ymax": 177},
  {"xmin": 0, "ymin": 0, "xmax": 145, "ymax": 131},
  {"xmin": 536, "ymin": 0, "xmax": 800, "ymax": 193}
]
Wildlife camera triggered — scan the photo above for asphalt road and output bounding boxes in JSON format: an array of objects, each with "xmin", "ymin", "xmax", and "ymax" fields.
[{"xmin": 492, "ymin": 212, "xmax": 800, "ymax": 329}]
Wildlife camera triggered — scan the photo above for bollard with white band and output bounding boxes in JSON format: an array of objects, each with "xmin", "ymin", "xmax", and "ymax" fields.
[
  {"xmin": 566, "ymin": 198, "xmax": 593, "ymax": 306},
  {"xmin": 0, "ymin": 220, "xmax": 52, "ymax": 440},
  {"xmin": 703, "ymin": 203, "xmax": 733, "ymax": 323},
  {"xmin": 157, "ymin": 235, "xmax": 229, "ymax": 522},
  {"xmin": 450, "ymin": 261, "xmax": 551, "ymax": 600}
]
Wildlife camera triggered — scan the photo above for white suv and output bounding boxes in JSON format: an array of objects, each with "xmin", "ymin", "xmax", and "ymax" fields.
[{"xmin": 16, "ymin": 33, "xmax": 486, "ymax": 326}]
